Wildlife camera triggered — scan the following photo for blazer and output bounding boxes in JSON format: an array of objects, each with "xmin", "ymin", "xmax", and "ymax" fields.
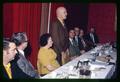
[
  {"xmin": 78, "ymin": 36, "xmax": 92, "ymax": 51},
  {"xmin": 2, "ymin": 61, "xmax": 32, "ymax": 79},
  {"xmin": 86, "ymin": 33, "xmax": 99, "ymax": 45},
  {"xmin": 15, "ymin": 51, "xmax": 40, "ymax": 78},
  {"xmin": 50, "ymin": 19, "xmax": 69, "ymax": 65},
  {"xmin": 68, "ymin": 39, "xmax": 80, "ymax": 57}
]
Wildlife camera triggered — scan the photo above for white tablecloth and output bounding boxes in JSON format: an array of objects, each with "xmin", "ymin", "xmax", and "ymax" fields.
[{"xmin": 41, "ymin": 45, "xmax": 117, "ymax": 79}]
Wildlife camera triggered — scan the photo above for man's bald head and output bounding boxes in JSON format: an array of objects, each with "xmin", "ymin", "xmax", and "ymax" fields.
[{"xmin": 56, "ymin": 7, "xmax": 67, "ymax": 20}]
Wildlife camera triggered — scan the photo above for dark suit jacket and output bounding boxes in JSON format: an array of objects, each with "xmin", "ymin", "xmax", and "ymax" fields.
[
  {"xmin": 50, "ymin": 19, "xmax": 69, "ymax": 65},
  {"xmin": 78, "ymin": 36, "xmax": 92, "ymax": 51},
  {"xmin": 86, "ymin": 33, "xmax": 99, "ymax": 46},
  {"xmin": 2, "ymin": 61, "xmax": 33, "ymax": 79}
]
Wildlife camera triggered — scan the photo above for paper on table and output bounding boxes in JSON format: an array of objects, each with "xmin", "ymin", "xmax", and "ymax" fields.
[{"xmin": 89, "ymin": 63, "xmax": 106, "ymax": 70}]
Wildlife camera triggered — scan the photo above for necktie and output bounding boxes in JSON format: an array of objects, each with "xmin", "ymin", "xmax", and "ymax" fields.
[
  {"xmin": 90, "ymin": 33, "xmax": 95, "ymax": 43},
  {"xmin": 81, "ymin": 38, "xmax": 86, "ymax": 48},
  {"xmin": 63, "ymin": 23, "xmax": 66, "ymax": 29},
  {"xmin": 75, "ymin": 36, "xmax": 79, "ymax": 45},
  {"xmin": 72, "ymin": 39, "xmax": 77, "ymax": 46},
  {"xmin": 4, "ymin": 63, "xmax": 12, "ymax": 79}
]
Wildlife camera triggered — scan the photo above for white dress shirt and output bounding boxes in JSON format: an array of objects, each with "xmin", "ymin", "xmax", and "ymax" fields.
[
  {"xmin": 90, "ymin": 33, "xmax": 95, "ymax": 43},
  {"xmin": 18, "ymin": 49, "xmax": 25, "ymax": 56}
]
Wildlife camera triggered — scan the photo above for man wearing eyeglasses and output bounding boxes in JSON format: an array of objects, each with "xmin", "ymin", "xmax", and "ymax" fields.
[{"xmin": 11, "ymin": 32, "xmax": 40, "ymax": 78}]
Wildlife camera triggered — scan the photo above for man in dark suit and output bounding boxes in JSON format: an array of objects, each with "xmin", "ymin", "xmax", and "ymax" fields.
[
  {"xmin": 68, "ymin": 29, "xmax": 80, "ymax": 60},
  {"xmin": 78, "ymin": 29, "xmax": 92, "ymax": 53},
  {"xmin": 74, "ymin": 27, "xmax": 80, "ymax": 46},
  {"xmin": 50, "ymin": 7, "xmax": 69, "ymax": 65},
  {"xmin": 11, "ymin": 32, "xmax": 40, "ymax": 78},
  {"xmin": 3, "ymin": 38, "xmax": 32, "ymax": 79},
  {"xmin": 86, "ymin": 27, "xmax": 99, "ymax": 47}
]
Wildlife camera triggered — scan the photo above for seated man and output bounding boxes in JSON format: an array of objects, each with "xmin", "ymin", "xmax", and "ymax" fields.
[
  {"xmin": 86, "ymin": 27, "xmax": 99, "ymax": 47},
  {"xmin": 11, "ymin": 32, "xmax": 40, "ymax": 78},
  {"xmin": 68, "ymin": 29, "xmax": 81, "ymax": 60},
  {"xmin": 74, "ymin": 27, "xmax": 80, "ymax": 46},
  {"xmin": 3, "ymin": 38, "xmax": 32, "ymax": 79},
  {"xmin": 78, "ymin": 29, "xmax": 92, "ymax": 53}
]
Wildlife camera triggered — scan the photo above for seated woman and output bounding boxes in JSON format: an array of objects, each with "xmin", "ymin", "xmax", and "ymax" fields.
[{"xmin": 37, "ymin": 33, "xmax": 60, "ymax": 76}]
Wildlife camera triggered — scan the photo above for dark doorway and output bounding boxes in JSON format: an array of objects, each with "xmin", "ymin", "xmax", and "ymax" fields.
[{"xmin": 64, "ymin": 3, "xmax": 89, "ymax": 33}]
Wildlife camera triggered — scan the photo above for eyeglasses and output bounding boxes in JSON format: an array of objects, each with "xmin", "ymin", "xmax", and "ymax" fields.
[{"xmin": 24, "ymin": 40, "xmax": 29, "ymax": 43}]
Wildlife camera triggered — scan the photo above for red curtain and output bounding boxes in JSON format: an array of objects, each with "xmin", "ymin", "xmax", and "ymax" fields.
[
  {"xmin": 3, "ymin": 3, "xmax": 13, "ymax": 37},
  {"xmin": 3, "ymin": 3, "xmax": 42, "ymax": 68},
  {"xmin": 88, "ymin": 3, "xmax": 116, "ymax": 43},
  {"xmin": 3, "ymin": 3, "xmax": 64, "ymax": 68}
]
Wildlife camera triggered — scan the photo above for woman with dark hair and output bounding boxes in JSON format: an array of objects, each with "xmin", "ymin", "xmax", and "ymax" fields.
[{"xmin": 37, "ymin": 33, "xmax": 60, "ymax": 76}]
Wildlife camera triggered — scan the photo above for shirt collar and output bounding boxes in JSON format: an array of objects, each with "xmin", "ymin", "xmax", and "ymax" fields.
[
  {"xmin": 57, "ymin": 18, "xmax": 64, "ymax": 26},
  {"xmin": 18, "ymin": 49, "xmax": 25, "ymax": 56},
  {"xmin": 69, "ymin": 38, "xmax": 74, "ymax": 42},
  {"xmin": 3, "ymin": 63, "xmax": 11, "ymax": 68}
]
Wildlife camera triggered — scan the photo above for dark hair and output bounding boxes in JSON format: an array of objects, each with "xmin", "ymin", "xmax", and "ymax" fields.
[
  {"xmin": 91, "ymin": 27, "xmax": 96, "ymax": 31},
  {"xmin": 39, "ymin": 33, "xmax": 51, "ymax": 47},
  {"xmin": 68, "ymin": 28, "xmax": 74, "ymax": 33},
  {"xmin": 11, "ymin": 32, "xmax": 27, "ymax": 46},
  {"xmin": 74, "ymin": 27, "xmax": 80, "ymax": 29},
  {"xmin": 3, "ymin": 38, "xmax": 11, "ymax": 50}
]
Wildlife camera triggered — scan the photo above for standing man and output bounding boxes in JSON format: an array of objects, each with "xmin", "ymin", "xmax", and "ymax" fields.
[{"xmin": 50, "ymin": 7, "xmax": 69, "ymax": 66}]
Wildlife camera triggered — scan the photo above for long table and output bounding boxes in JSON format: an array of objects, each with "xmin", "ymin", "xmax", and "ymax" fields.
[{"xmin": 41, "ymin": 45, "xmax": 117, "ymax": 79}]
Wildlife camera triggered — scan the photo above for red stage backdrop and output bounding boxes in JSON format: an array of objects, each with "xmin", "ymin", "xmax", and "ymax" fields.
[
  {"xmin": 3, "ymin": 3, "xmax": 42, "ymax": 68},
  {"xmin": 88, "ymin": 3, "xmax": 116, "ymax": 43},
  {"xmin": 3, "ymin": 3, "xmax": 64, "ymax": 68},
  {"xmin": 3, "ymin": 3, "xmax": 116, "ymax": 68}
]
